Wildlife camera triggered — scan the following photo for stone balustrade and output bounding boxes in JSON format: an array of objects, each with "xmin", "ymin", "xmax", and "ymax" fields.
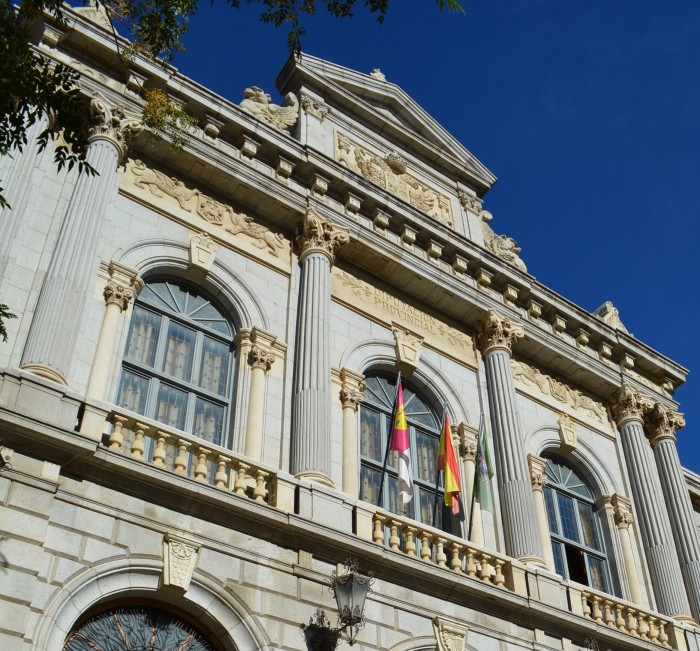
[
  {"xmin": 577, "ymin": 585, "xmax": 672, "ymax": 647},
  {"xmin": 105, "ymin": 410, "xmax": 283, "ymax": 507}
]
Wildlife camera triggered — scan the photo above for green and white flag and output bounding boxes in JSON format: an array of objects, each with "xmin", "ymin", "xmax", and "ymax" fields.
[{"xmin": 474, "ymin": 415, "xmax": 495, "ymax": 513}]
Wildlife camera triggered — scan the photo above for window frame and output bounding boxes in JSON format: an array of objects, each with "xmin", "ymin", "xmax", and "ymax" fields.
[{"xmin": 117, "ymin": 279, "xmax": 236, "ymax": 448}]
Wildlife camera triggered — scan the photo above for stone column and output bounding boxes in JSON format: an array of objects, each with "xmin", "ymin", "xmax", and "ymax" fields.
[
  {"xmin": 528, "ymin": 454, "xmax": 556, "ymax": 571},
  {"xmin": 610, "ymin": 384, "xmax": 693, "ymax": 621},
  {"xmin": 291, "ymin": 208, "xmax": 349, "ymax": 486},
  {"xmin": 646, "ymin": 403, "xmax": 700, "ymax": 623},
  {"xmin": 339, "ymin": 368, "xmax": 365, "ymax": 498},
  {"xmin": 244, "ymin": 329, "xmax": 277, "ymax": 462},
  {"xmin": 610, "ymin": 493, "xmax": 644, "ymax": 605},
  {"xmin": 476, "ymin": 310, "xmax": 545, "ymax": 566},
  {"xmin": 85, "ymin": 262, "xmax": 143, "ymax": 401},
  {"xmin": 458, "ymin": 423, "xmax": 483, "ymax": 544},
  {"xmin": 21, "ymin": 95, "xmax": 142, "ymax": 384}
]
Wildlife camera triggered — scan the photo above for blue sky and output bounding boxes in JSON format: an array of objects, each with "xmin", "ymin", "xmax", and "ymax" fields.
[{"xmin": 170, "ymin": 1, "xmax": 700, "ymax": 472}]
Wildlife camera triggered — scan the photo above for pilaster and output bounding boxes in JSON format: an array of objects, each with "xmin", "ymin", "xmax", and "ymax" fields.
[
  {"xmin": 458, "ymin": 422, "xmax": 480, "ymax": 544},
  {"xmin": 339, "ymin": 368, "xmax": 365, "ymax": 498},
  {"xmin": 476, "ymin": 309, "xmax": 545, "ymax": 566},
  {"xmin": 609, "ymin": 493, "xmax": 644, "ymax": 605},
  {"xmin": 528, "ymin": 454, "xmax": 556, "ymax": 571}
]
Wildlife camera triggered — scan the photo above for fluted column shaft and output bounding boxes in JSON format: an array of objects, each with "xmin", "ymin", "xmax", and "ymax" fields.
[
  {"xmin": 21, "ymin": 97, "xmax": 141, "ymax": 383},
  {"xmin": 648, "ymin": 403, "xmax": 700, "ymax": 622},
  {"xmin": 291, "ymin": 209, "xmax": 349, "ymax": 486},
  {"xmin": 618, "ymin": 417, "xmax": 691, "ymax": 618},
  {"xmin": 476, "ymin": 309, "xmax": 544, "ymax": 565}
]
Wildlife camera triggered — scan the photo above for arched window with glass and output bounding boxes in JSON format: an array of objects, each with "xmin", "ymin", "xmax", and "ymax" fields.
[
  {"xmin": 543, "ymin": 456, "xmax": 613, "ymax": 593},
  {"xmin": 117, "ymin": 279, "xmax": 235, "ymax": 447},
  {"xmin": 359, "ymin": 374, "xmax": 456, "ymax": 532}
]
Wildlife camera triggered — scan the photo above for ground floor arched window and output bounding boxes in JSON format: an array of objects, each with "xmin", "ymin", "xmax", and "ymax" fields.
[{"xmin": 63, "ymin": 606, "xmax": 217, "ymax": 651}]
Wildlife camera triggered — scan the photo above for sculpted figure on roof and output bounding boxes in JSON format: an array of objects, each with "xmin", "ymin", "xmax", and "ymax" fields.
[
  {"xmin": 480, "ymin": 210, "xmax": 527, "ymax": 272},
  {"xmin": 239, "ymin": 86, "xmax": 299, "ymax": 132}
]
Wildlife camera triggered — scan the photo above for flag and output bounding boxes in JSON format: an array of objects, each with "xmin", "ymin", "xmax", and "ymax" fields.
[
  {"xmin": 389, "ymin": 379, "xmax": 413, "ymax": 503},
  {"xmin": 474, "ymin": 416, "xmax": 495, "ymax": 513},
  {"xmin": 437, "ymin": 412, "xmax": 462, "ymax": 515}
]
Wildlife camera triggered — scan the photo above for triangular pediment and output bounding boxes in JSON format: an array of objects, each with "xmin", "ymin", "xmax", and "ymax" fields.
[{"xmin": 277, "ymin": 54, "xmax": 496, "ymax": 192}]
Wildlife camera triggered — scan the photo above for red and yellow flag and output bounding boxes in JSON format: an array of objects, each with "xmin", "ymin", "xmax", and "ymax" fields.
[
  {"xmin": 437, "ymin": 412, "xmax": 462, "ymax": 515},
  {"xmin": 389, "ymin": 380, "xmax": 413, "ymax": 504}
]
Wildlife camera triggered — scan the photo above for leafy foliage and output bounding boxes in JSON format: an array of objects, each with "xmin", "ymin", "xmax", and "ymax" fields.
[
  {"xmin": 142, "ymin": 88, "xmax": 198, "ymax": 150},
  {"xmin": 0, "ymin": 304, "xmax": 16, "ymax": 342}
]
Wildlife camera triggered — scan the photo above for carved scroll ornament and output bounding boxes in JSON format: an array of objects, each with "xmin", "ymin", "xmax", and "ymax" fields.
[
  {"xmin": 645, "ymin": 402, "xmax": 685, "ymax": 445},
  {"xmin": 128, "ymin": 160, "xmax": 285, "ymax": 257},
  {"xmin": 297, "ymin": 208, "xmax": 349, "ymax": 264},
  {"xmin": 89, "ymin": 94, "xmax": 142, "ymax": 157},
  {"xmin": 609, "ymin": 384, "xmax": 654, "ymax": 426},
  {"xmin": 476, "ymin": 309, "xmax": 523, "ymax": 356},
  {"xmin": 511, "ymin": 359, "xmax": 608, "ymax": 424},
  {"xmin": 239, "ymin": 86, "xmax": 299, "ymax": 132}
]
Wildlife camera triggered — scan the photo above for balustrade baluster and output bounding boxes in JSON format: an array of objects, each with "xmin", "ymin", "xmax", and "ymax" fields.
[
  {"xmin": 131, "ymin": 422, "xmax": 148, "ymax": 459},
  {"xmin": 493, "ymin": 559, "xmax": 506, "ymax": 588},
  {"xmin": 152, "ymin": 431, "xmax": 169, "ymax": 468},
  {"xmin": 450, "ymin": 543, "xmax": 462, "ymax": 573},
  {"xmin": 658, "ymin": 620, "xmax": 670, "ymax": 647},
  {"xmin": 253, "ymin": 470, "xmax": 268, "ymax": 502},
  {"xmin": 373, "ymin": 515, "xmax": 385, "ymax": 545},
  {"xmin": 109, "ymin": 415, "xmax": 127, "ymax": 451},
  {"xmin": 435, "ymin": 538, "xmax": 447, "ymax": 567},
  {"xmin": 214, "ymin": 455, "xmax": 230, "ymax": 488},
  {"xmin": 479, "ymin": 554, "xmax": 492, "ymax": 583},
  {"xmin": 615, "ymin": 604, "xmax": 625, "ymax": 631},
  {"xmin": 604, "ymin": 600, "xmax": 615, "ymax": 628},
  {"xmin": 404, "ymin": 526, "xmax": 417, "ymax": 557},
  {"xmin": 639, "ymin": 613, "xmax": 650, "ymax": 640},
  {"xmin": 389, "ymin": 521, "xmax": 401, "ymax": 551},
  {"xmin": 626, "ymin": 607, "xmax": 639, "ymax": 636},
  {"xmin": 591, "ymin": 596, "xmax": 603, "ymax": 623},
  {"xmin": 174, "ymin": 440, "xmax": 190, "ymax": 476},
  {"xmin": 234, "ymin": 462, "xmax": 250, "ymax": 496},
  {"xmin": 465, "ymin": 549, "xmax": 477, "ymax": 577},
  {"xmin": 420, "ymin": 532, "xmax": 432, "ymax": 562},
  {"xmin": 194, "ymin": 447, "xmax": 210, "ymax": 482},
  {"xmin": 648, "ymin": 616, "xmax": 659, "ymax": 644}
]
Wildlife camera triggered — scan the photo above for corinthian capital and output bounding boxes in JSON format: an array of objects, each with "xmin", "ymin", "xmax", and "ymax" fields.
[
  {"xmin": 89, "ymin": 94, "xmax": 143, "ymax": 158},
  {"xmin": 339, "ymin": 368, "xmax": 365, "ymax": 411},
  {"xmin": 528, "ymin": 454, "xmax": 549, "ymax": 492},
  {"xmin": 645, "ymin": 402, "xmax": 685, "ymax": 445},
  {"xmin": 103, "ymin": 261, "xmax": 143, "ymax": 312},
  {"xmin": 297, "ymin": 208, "xmax": 349, "ymax": 264},
  {"xmin": 609, "ymin": 384, "xmax": 654, "ymax": 426},
  {"xmin": 476, "ymin": 309, "xmax": 524, "ymax": 356},
  {"xmin": 248, "ymin": 345, "xmax": 275, "ymax": 372}
]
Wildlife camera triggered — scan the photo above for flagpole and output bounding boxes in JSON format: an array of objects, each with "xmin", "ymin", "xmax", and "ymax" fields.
[
  {"xmin": 467, "ymin": 412, "xmax": 483, "ymax": 540},
  {"xmin": 376, "ymin": 371, "xmax": 401, "ymax": 509},
  {"xmin": 431, "ymin": 408, "xmax": 447, "ymax": 528}
]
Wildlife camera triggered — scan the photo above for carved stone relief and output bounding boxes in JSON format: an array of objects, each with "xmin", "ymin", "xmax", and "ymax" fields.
[
  {"xmin": 189, "ymin": 232, "xmax": 218, "ymax": 275},
  {"xmin": 480, "ymin": 210, "xmax": 526, "ymax": 272},
  {"xmin": 511, "ymin": 359, "xmax": 609, "ymax": 425},
  {"xmin": 238, "ymin": 86, "xmax": 299, "ymax": 132},
  {"xmin": 433, "ymin": 616, "xmax": 468, "ymax": 651},
  {"xmin": 332, "ymin": 270, "xmax": 475, "ymax": 366},
  {"xmin": 594, "ymin": 301, "xmax": 629, "ymax": 334},
  {"xmin": 162, "ymin": 533, "xmax": 200, "ymax": 592},
  {"xmin": 392, "ymin": 324, "xmax": 424, "ymax": 370},
  {"xmin": 300, "ymin": 93, "xmax": 329, "ymax": 122},
  {"xmin": 124, "ymin": 159, "xmax": 286, "ymax": 257},
  {"xmin": 334, "ymin": 131, "xmax": 454, "ymax": 227},
  {"xmin": 557, "ymin": 413, "xmax": 577, "ymax": 451}
]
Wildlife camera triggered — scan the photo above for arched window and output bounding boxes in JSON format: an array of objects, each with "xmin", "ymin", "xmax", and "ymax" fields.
[
  {"xmin": 63, "ymin": 606, "xmax": 216, "ymax": 650},
  {"xmin": 359, "ymin": 374, "xmax": 454, "ymax": 531},
  {"xmin": 117, "ymin": 279, "xmax": 235, "ymax": 447},
  {"xmin": 543, "ymin": 456, "xmax": 612, "ymax": 593}
]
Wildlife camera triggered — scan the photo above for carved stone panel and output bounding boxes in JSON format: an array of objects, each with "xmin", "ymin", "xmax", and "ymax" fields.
[
  {"xmin": 332, "ymin": 269, "xmax": 475, "ymax": 367},
  {"xmin": 433, "ymin": 616, "xmax": 468, "ymax": 651},
  {"xmin": 334, "ymin": 131, "xmax": 454, "ymax": 227},
  {"xmin": 162, "ymin": 533, "xmax": 200, "ymax": 593},
  {"xmin": 392, "ymin": 324, "xmax": 424, "ymax": 371}
]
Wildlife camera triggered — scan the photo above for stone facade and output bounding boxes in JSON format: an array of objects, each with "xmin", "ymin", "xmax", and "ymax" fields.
[{"xmin": 2, "ymin": 6, "xmax": 700, "ymax": 651}]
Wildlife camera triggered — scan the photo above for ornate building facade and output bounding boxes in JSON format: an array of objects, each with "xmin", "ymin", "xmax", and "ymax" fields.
[{"xmin": 2, "ymin": 6, "xmax": 700, "ymax": 651}]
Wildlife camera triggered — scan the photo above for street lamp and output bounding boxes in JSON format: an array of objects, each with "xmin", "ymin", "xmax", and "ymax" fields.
[{"xmin": 301, "ymin": 559, "xmax": 373, "ymax": 650}]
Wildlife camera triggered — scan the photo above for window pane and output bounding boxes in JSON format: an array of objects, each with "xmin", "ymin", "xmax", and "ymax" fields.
[
  {"xmin": 415, "ymin": 430, "xmax": 438, "ymax": 483},
  {"xmin": 155, "ymin": 384, "xmax": 188, "ymax": 430},
  {"xmin": 161, "ymin": 322, "xmax": 196, "ymax": 382},
  {"xmin": 360, "ymin": 465, "xmax": 381, "ymax": 504},
  {"xmin": 578, "ymin": 502, "xmax": 603, "ymax": 551},
  {"xmin": 586, "ymin": 555, "xmax": 609, "ymax": 593},
  {"xmin": 198, "ymin": 337, "xmax": 229, "ymax": 395},
  {"xmin": 125, "ymin": 306, "xmax": 161, "ymax": 367},
  {"xmin": 544, "ymin": 486, "xmax": 559, "ymax": 534},
  {"xmin": 387, "ymin": 475, "xmax": 414, "ymax": 520},
  {"xmin": 360, "ymin": 408, "xmax": 383, "ymax": 462},
  {"xmin": 552, "ymin": 541, "xmax": 566, "ymax": 578},
  {"xmin": 193, "ymin": 399, "xmax": 224, "ymax": 445},
  {"xmin": 418, "ymin": 486, "xmax": 441, "ymax": 529},
  {"xmin": 557, "ymin": 492, "xmax": 580, "ymax": 542},
  {"xmin": 117, "ymin": 370, "xmax": 149, "ymax": 414}
]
